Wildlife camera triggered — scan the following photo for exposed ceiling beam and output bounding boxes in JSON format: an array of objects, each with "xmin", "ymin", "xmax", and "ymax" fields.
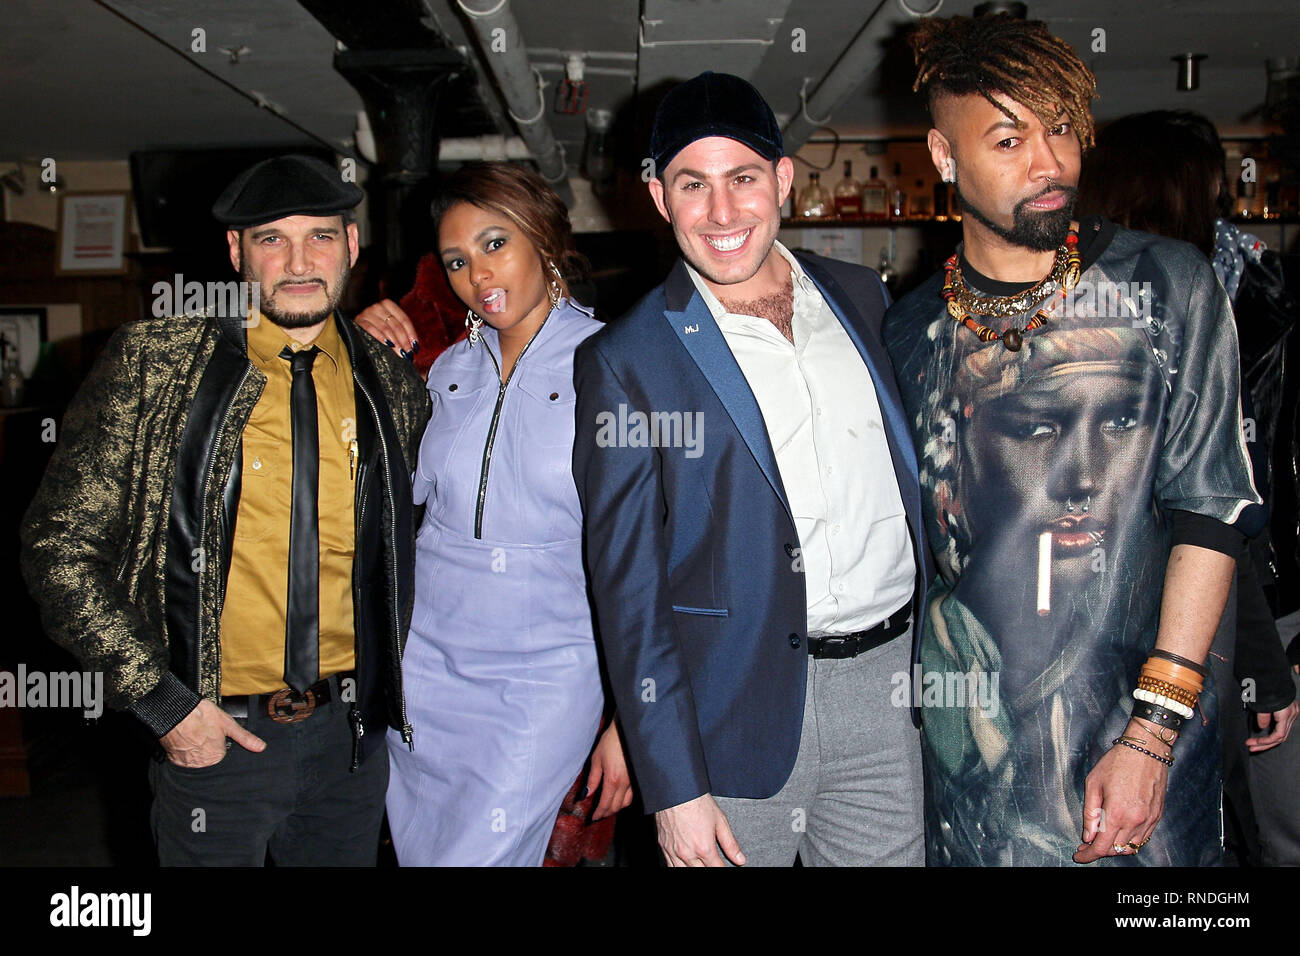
[{"xmin": 637, "ymin": 0, "xmax": 796, "ymax": 91}]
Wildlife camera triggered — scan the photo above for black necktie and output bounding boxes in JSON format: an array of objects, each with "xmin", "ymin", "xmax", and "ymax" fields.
[{"xmin": 281, "ymin": 344, "xmax": 320, "ymax": 693}]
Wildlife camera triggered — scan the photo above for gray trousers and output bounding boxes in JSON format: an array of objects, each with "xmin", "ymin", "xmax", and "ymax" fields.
[
  {"xmin": 1249, "ymin": 610, "xmax": 1300, "ymax": 866},
  {"xmin": 714, "ymin": 631, "xmax": 925, "ymax": 866}
]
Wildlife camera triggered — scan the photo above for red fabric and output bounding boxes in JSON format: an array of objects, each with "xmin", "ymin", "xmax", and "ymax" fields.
[
  {"xmin": 543, "ymin": 769, "xmax": 618, "ymax": 867},
  {"xmin": 543, "ymin": 720, "xmax": 619, "ymax": 867},
  {"xmin": 398, "ymin": 253, "xmax": 468, "ymax": 378}
]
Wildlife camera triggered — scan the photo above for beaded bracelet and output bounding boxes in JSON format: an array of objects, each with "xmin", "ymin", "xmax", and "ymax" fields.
[
  {"xmin": 1113, "ymin": 736, "xmax": 1175, "ymax": 767},
  {"xmin": 1140, "ymin": 661, "xmax": 1204, "ymax": 696},
  {"xmin": 1133, "ymin": 688, "xmax": 1194, "ymax": 719},
  {"xmin": 1137, "ymin": 677, "xmax": 1198, "ymax": 708},
  {"xmin": 1118, "ymin": 734, "xmax": 1173, "ymax": 757},
  {"xmin": 1132, "ymin": 699, "xmax": 1185, "ymax": 730},
  {"xmin": 1148, "ymin": 648, "xmax": 1210, "ymax": 679}
]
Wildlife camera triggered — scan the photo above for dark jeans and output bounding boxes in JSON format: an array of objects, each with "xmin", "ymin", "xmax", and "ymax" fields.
[{"xmin": 148, "ymin": 694, "xmax": 388, "ymax": 866}]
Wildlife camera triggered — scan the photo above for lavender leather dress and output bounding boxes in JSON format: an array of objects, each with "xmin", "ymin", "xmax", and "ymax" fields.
[{"xmin": 386, "ymin": 300, "xmax": 605, "ymax": 865}]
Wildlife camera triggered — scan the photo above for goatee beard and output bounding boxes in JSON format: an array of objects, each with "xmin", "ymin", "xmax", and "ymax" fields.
[
  {"xmin": 957, "ymin": 184, "xmax": 1077, "ymax": 252},
  {"xmin": 242, "ymin": 264, "xmax": 349, "ymax": 329}
]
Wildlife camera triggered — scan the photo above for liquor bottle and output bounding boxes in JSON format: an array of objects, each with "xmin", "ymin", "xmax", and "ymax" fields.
[
  {"xmin": 889, "ymin": 162, "xmax": 908, "ymax": 220},
  {"xmin": 861, "ymin": 165, "xmax": 888, "ymax": 221},
  {"xmin": 833, "ymin": 160, "xmax": 863, "ymax": 219},
  {"xmin": 910, "ymin": 178, "xmax": 932, "ymax": 219},
  {"xmin": 1, "ymin": 335, "xmax": 24, "ymax": 407},
  {"xmin": 797, "ymin": 172, "xmax": 830, "ymax": 219}
]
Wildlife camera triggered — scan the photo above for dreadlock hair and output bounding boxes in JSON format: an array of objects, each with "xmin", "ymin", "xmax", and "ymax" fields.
[{"xmin": 909, "ymin": 14, "xmax": 1098, "ymax": 149}]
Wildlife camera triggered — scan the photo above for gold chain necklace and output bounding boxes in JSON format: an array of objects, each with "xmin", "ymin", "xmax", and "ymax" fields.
[{"xmin": 941, "ymin": 228, "xmax": 1082, "ymax": 352}]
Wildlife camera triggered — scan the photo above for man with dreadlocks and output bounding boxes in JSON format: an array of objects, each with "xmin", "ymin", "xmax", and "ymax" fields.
[{"xmin": 882, "ymin": 14, "xmax": 1260, "ymax": 866}]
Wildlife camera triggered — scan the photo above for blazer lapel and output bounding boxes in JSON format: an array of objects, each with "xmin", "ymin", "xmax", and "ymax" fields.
[{"xmin": 662, "ymin": 261, "xmax": 791, "ymax": 516}]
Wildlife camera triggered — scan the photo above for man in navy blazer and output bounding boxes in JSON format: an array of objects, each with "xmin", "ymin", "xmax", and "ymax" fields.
[{"xmin": 573, "ymin": 73, "xmax": 929, "ymax": 866}]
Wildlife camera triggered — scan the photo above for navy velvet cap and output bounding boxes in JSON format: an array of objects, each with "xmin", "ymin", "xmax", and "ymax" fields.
[
  {"xmin": 649, "ymin": 72, "xmax": 784, "ymax": 173},
  {"xmin": 212, "ymin": 154, "xmax": 363, "ymax": 227}
]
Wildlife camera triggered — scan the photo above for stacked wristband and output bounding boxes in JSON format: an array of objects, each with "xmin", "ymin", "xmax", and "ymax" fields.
[
  {"xmin": 1132, "ymin": 652, "xmax": 1204, "ymax": 720},
  {"xmin": 1123, "ymin": 649, "xmax": 1208, "ymax": 764}
]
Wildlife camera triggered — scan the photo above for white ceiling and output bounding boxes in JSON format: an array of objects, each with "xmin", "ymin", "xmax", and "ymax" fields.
[{"xmin": 0, "ymin": 0, "xmax": 1294, "ymax": 165}]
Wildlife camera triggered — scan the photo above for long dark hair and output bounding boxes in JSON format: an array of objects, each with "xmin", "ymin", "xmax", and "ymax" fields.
[
  {"xmin": 1076, "ymin": 110, "xmax": 1227, "ymax": 258},
  {"xmin": 430, "ymin": 163, "xmax": 587, "ymax": 297}
]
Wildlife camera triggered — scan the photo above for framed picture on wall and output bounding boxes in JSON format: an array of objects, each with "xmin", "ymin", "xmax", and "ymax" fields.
[
  {"xmin": 55, "ymin": 191, "xmax": 131, "ymax": 275},
  {"xmin": 0, "ymin": 307, "xmax": 47, "ymax": 378}
]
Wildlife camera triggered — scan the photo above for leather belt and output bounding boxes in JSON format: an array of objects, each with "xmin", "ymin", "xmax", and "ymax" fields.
[
  {"xmin": 807, "ymin": 604, "xmax": 911, "ymax": 659},
  {"xmin": 220, "ymin": 672, "xmax": 347, "ymax": 723}
]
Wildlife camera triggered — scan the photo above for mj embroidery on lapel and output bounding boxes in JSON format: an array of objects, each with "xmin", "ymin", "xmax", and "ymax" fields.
[{"xmin": 684, "ymin": 323, "xmax": 699, "ymax": 334}]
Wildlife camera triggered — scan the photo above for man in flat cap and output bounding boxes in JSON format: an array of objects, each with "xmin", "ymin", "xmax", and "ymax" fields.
[
  {"xmin": 22, "ymin": 154, "xmax": 430, "ymax": 865},
  {"xmin": 573, "ymin": 72, "xmax": 928, "ymax": 865}
]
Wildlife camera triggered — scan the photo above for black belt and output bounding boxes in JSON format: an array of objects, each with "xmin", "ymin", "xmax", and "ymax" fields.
[
  {"xmin": 220, "ymin": 672, "xmax": 347, "ymax": 723},
  {"xmin": 807, "ymin": 605, "xmax": 911, "ymax": 659}
]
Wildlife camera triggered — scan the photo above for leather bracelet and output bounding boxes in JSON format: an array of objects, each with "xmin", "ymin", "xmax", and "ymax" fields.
[
  {"xmin": 1132, "ymin": 699, "xmax": 1184, "ymax": 731},
  {"xmin": 1113, "ymin": 736, "xmax": 1174, "ymax": 767},
  {"xmin": 1148, "ymin": 648, "xmax": 1210, "ymax": 679}
]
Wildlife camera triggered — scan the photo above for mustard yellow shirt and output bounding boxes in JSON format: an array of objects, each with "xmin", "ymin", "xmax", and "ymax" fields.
[{"xmin": 220, "ymin": 314, "xmax": 357, "ymax": 695}]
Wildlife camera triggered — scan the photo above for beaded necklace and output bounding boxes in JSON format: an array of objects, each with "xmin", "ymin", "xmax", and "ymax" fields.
[{"xmin": 941, "ymin": 227, "xmax": 1082, "ymax": 352}]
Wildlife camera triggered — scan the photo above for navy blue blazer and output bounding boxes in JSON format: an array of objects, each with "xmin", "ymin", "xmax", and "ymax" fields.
[{"xmin": 572, "ymin": 252, "xmax": 930, "ymax": 813}]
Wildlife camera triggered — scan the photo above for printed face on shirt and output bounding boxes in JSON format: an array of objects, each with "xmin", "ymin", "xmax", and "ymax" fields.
[
  {"xmin": 963, "ymin": 366, "xmax": 1157, "ymax": 595},
  {"xmin": 438, "ymin": 201, "xmax": 551, "ymax": 340},
  {"xmin": 649, "ymin": 137, "xmax": 795, "ymax": 298},
  {"xmin": 229, "ymin": 214, "xmax": 358, "ymax": 329},
  {"xmin": 931, "ymin": 91, "xmax": 1082, "ymax": 252}
]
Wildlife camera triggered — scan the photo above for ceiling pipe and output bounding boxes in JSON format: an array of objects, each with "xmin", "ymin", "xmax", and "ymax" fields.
[
  {"xmin": 455, "ymin": 0, "xmax": 573, "ymax": 206},
  {"xmin": 439, "ymin": 135, "xmax": 533, "ymax": 161},
  {"xmin": 780, "ymin": 0, "xmax": 901, "ymax": 156}
]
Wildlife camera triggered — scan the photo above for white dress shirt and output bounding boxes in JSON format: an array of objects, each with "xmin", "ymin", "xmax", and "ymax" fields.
[{"xmin": 686, "ymin": 242, "xmax": 914, "ymax": 635}]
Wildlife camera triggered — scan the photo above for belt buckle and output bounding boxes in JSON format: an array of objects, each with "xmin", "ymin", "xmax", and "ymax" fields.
[
  {"xmin": 820, "ymin": 636, "xmax": 853, "ymax": 659},
  {"xmin": 268, "ymin": 688, "xmax": 316, "ymax": 723}
]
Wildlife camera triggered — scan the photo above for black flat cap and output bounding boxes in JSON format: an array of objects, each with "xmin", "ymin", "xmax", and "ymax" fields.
[
  {"xmin": 649, "ymin": 72, "xmax": 783, "ymax": 173},
  {"xmin": 212, "ymin": 154, "xmax": 363, "ymax": 227}
]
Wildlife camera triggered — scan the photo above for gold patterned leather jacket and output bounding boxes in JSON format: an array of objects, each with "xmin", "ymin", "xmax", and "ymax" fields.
[{"xmin": 20, "ymin": 313, "xmax": 430, "ymax": 751}]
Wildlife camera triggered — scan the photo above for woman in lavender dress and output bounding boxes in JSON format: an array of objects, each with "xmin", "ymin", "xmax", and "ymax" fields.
[{"xmin": 364, "ymin": 164, "xmax": 631, "ymax": 865}]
